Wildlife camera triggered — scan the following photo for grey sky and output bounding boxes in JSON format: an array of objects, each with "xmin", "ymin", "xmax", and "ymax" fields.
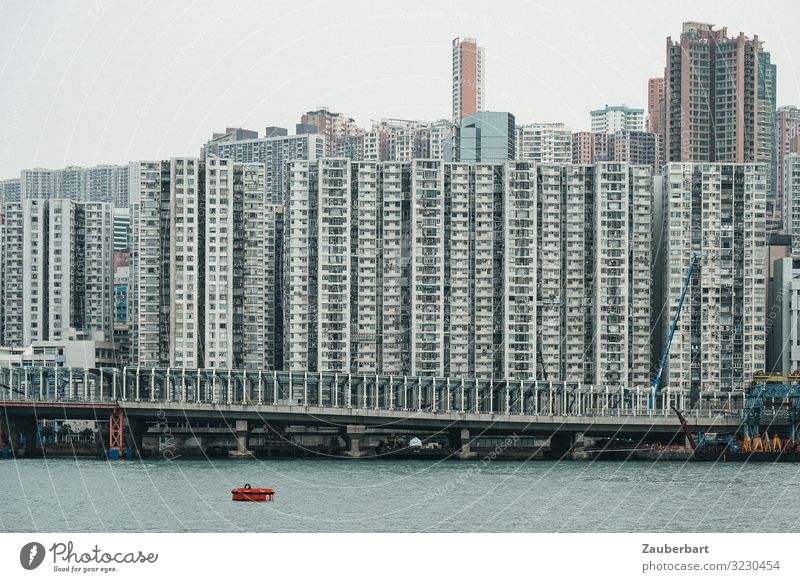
[{"xmin": 0, "ymin": 0, "xmax": 798, "ymax": 179}]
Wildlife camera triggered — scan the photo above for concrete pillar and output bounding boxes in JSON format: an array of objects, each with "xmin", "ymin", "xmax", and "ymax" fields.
[
  {"xmin": 548, "ymin": 432, "xmax": 576, "ymax": 459},
  {"xmin": 124, "ymin": 417, "xmax": 147, "ymax": 459},
  {"xmin": 24, "ymin": 422, "xmax": 38, "ymax": 457},
  {"xmin": 3, "ymin": 417, "xmax": 38, "ymax": 458},
  {"xmin": 573, "ymin": 432, "xmax": 585, "ymax": 450},
  {"xmin": 343, "ymin": 424, "xmax": 366, "ymax": 458},
  {"xmin": 451, "ymin": 428, "xmax": 476, "ymax": 460},
  {"xmin": 229, "ymin": 420, "xmax": 254, "ymax": 458},
  {"xmin": 9, "ymin": 417, "xmax": 39, "ymax": 458}
]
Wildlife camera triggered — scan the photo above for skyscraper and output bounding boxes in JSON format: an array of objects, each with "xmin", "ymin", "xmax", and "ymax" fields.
[
  {"xmin": 1, "ymin": 202, "xmax": 23, "ymax": 346},
  {"xmin": 460, "ymin": 112, "xmax": 515, "ymax": 164},
  {"xmin": 206, "ymin": 130, "xmax": 325, "ymax": 204},
  {"xmin": 452, "ymin": 37, "xmax": 484, "ymax": 123},
  {"xmin": 664, "ymin": 23, "xmax": 776, "ymax": 224},
  {"xmin": 19, "ymin": 198, "xmax": 114, "ymax": 345},
  {"xmin": 647, "ymin": 77, "xmax": 664, "ymax": 133},
  {"xmin": 660, "ymin": 163, "xmax": 767, "ymax": 397},
  {"xmin": 362, "ymin": 119, "xmax": 430, "ymax": 162},
  {"xmin": 282, "ymin": 158, "xmax": 653, "ymax": 388},
  {"xmin": 777, "ymin": 106, "xmax": 800, "ymax": 225},
  {"xmin": 299, "ymin": 107, "xmax": 359, "ymax": 157},
  {"xmin": 129, "ymin": 158, "xmax": 278, "ymax": 369},
  {"xmin": 0, "ymin": 179, "xmax": 21, "ymax": 204},
  {"xmin": 19, "ymin": 165, "xmax": 128, "ymax": 207}
]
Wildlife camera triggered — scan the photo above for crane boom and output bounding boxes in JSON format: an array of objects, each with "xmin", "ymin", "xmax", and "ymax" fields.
[{"xmin": 652, "ymin": 252, "xmax": 698, "ymax": 398}]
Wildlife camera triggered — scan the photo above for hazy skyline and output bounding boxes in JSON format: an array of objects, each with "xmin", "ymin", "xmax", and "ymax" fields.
[{"xmin": 1, "ymin": 0, "xmax": 798, "ymax": 179}]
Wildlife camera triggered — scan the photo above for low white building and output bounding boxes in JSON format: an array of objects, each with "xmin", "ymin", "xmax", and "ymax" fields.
[{"xmin": 0, "ymin": 332, "xmax": 118, "ymax": 368}]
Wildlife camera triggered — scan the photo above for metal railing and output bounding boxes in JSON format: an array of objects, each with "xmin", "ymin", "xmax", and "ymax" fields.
[{"xmin": 0, "ymin": 366, "xmax": 745, "ymax": 419}]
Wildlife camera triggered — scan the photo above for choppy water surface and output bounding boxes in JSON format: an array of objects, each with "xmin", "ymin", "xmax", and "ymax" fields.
[{"xmin": 2, "ymin": 457, "xmax": 798, "ymax": 532}]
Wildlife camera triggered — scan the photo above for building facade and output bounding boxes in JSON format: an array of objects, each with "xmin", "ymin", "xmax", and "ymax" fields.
[
  {"xmin": 452, "ymin": 37, "xmax": 485, "ymax": 123},
  {"xmin": 647, "ymin": 77, "xmax": 664, "ymax": 133},
  {"xmin": 590, "ymin": 105, "xmax": 645, "ymax": 134},
  {"xmin": 0, "ymin": 179, "xmax": 21, "ymax": 204},
  {"xmin": 300, "ymin": 108, "xmax": 359, "ymax": 157},
  {"xmin": 19, "ymin": 165, "xmax": 128, "ymax": 207},
  {"xmin": 516, "ymin": 123, "xmax": 572, "ymax": 164},
  {"xmin": 660, "ymin": 163, "xmax": 767, "ymax": 397},
  {"xmin": 777, "ymin": 106, "xmax": 800, "ymax": 227},
  {"xmin": 283, "ymin": 158, "xmax": 653, "ymax": 389},
  {"xmin": 207, "ymin": 132, "xmax": 325, "ymax": 204},
  {"xmin": 129, "ymin": 158, "xmax": 278, "ymax": 369},
  {"xmin": 2, "ymin": 202, "xmax": 24, "ymax": 346},
  {"xmin": 664, "ymin": 23, "xmax": 777, "ymax": 226},
  {"xmin": 460, "ymin": 112, "xmax": 515, "ymax": 164}
]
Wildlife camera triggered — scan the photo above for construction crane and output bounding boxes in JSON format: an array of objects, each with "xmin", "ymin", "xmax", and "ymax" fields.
[{"xmin": 651, "ymin": 252, "xmax": 698, "ymax": 406}]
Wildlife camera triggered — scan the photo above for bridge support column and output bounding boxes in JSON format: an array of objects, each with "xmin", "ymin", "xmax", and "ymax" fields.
[
  {"xmin": 107, "ymin": 411, "xmax": 124, "ymax": 459},
  {"xmin": 228, "ymin": 420, "xmax": 254, "ymax": 458},
  {"xmin": 123, "ymin": 417, "xmax": 147, "ymax": 460},
  {"xmin": 6, "ymin": 417, "xmax": 39, "ymax": 458},
  {"xmin": 342, "ymin": 425, "xmax": 366, "ymax": 458},
  {"xmin": 0, "ymin": 413, "xmax": 10, "ymax": 458},
  {"xmin": 23, "ymin": 420, "xmax": 38, "ymax": 458},
  {"xmin": 571, "ymin": 432, "xmax": 588, "ymax": 460},
  {"xmin": 450, "ymin": 428, "xmax": 476, "ymax": 460},
  {"xmin": 548, "ymin": 431, "xmax": 587, "ymax": 460}
]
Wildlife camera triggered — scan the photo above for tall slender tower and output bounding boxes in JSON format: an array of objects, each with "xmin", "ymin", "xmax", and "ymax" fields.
[
  {"xmin": 452, "ymin": 37, "xmax": 484, "ymax": 123},
  {"xmin": 664, "ymin": 22, "xmax": 776, "ymax": 226},
  {"xmin": 647, "ymin": 77, "xmax": 664, "ymax": 133}
]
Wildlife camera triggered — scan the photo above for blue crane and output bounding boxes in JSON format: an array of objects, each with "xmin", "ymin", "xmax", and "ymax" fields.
[{"xmin": 651, "ymin": 252, "xmax": 698, "ymax": 407}]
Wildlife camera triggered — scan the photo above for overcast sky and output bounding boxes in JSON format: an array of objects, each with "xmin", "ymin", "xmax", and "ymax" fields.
[{"xmin": 0, "ymin": 0, "xmax": 798, "ymax": 179}]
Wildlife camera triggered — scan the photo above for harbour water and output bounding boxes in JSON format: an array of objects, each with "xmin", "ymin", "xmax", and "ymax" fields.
[{"xmin": 2, "ymin": 458, "xmax": 799, "ymax": 533}]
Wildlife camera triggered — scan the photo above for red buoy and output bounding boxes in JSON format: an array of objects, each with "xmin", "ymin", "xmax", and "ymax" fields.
[{"xmin": 231, "ymin": 483, "xmax": 275, "ymax": 502}]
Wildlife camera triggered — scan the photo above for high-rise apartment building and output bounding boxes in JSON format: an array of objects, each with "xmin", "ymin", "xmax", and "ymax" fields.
[
  {"xmin": 647, "ymin": 77, "xmax": 664, "ymax": 133},
  {"xmin": 283, "ymin": 158, "xmax": 653, "ymax": 388},
  {"xmin": 22, "ymin": 199, "xmax": 48, "ymax": 344},
  {"xmin": 784, "ymin": 154, "xmax": 800, "ymax": 258},
  {"xmin": 363, "ymin": 119, "xmax": 430, "ymax": 162},
  {"xmin": 19, "ymin": 165, "xmax": 128, "ymax": 206},
  {"xmin": 572, "ymin": 131, "xmax": 661, "ymax": 171},
  {"xmin": 572, "ymin": 132, "xmax": 603, "ymax": 164},
  {"xmin": 777, "ymin": 106, "xmax": 800, "ymax": 225},
  {"xmin": 204, "ymin": 159, "xmax": 267, "ymax": 369},
  {"xmin": 452, "ymin": 37, "xmax": 484, "ymax": 123},
  {"xmin": 129, "ymin": 158, "xmax": 278, "ymax": 369},
  {"xmin": 516, "ymin": 123, "xmax": 572, "ymax": 164},
  {"xmin": 767, "ymin": 257, "xmax": 800, "ymax": 375},
  {"xmin": 128, "ymin": 160, "xmax": 168, "ymax": 366},
  {"xmin": 0, "ymin": 179, "xmax": 21, "ymax": 204},
  {"xmin": 537, "ymin": 163, "xmax": 652, "ymax": 388},
  {"xmin": 207, "ymin": 131, "xmax": 325, "ymax": 204},
  {"xmin": 664, "ymin": 23, "xmax": 776, "ymax": 225},
  {"xmin": 429, "ymin": 120, "xmax": 456, "ymax": 160},
  {"xmin": 607, "ymin": 131, "xmax": 662, "ymax": 171},
  {"xmin": 660, "ymin": 163, "xmax": 767, "ymax": 397},
  {"xmin": 1, "ymin": 202, "xmax": 23, "ymax": 346},
  {"xmin": 17, "ymin": 198, "xmax": 114, "ymax": 345},
  {"xmin": 590, "ymin": 105, "xmax": 645, "ymax": 134},
  {"xmin": 299, "ymin": 108, "xmax": 359, "ymax": 157},
  {"xmin": 460, "ymin": 112, "xmax": 515, "ymax": 163}
]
